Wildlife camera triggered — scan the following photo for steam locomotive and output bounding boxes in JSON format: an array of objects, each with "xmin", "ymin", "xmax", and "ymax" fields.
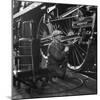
[{"xmin": 13, "ymin": 1, "xmax": 97, "ymax": 88}]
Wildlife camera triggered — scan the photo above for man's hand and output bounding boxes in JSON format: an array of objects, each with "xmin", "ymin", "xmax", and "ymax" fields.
[{"xmin": 64, "ymin": 46, "xmax": 69, "ymax": 52}]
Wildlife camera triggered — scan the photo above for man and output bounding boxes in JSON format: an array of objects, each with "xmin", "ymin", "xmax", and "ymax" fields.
[{"xmin": 47, "ymin": 30, "xmax": 70, "ymax": 80}]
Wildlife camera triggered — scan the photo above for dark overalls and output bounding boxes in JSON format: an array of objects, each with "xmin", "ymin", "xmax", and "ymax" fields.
[{"xmin": 47, "ymin": 40, "xmax": 67, "ymax": 79}]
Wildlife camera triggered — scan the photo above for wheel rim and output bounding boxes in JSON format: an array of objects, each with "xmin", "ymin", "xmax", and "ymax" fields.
[
  {"xmin": 67, "ymin": 40, "xmax": 89, "ymax": 70},
  {"xmin": 38, "ymin": 17, "xmax": 50, "ymax": 68}
]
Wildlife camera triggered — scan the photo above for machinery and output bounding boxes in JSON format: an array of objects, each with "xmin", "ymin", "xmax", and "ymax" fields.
[
  {"xmin": 39, "ymin": 5, "xmax": 96, "ymax": 71},
  {"xmin": 13, "ymin": 1, "xmax": 97, "ymax": 90}
]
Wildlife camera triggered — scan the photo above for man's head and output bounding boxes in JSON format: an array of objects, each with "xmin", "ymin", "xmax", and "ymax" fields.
[{"xmin": 52, "ymin": 30, "xmax": 63, "ymax": 41}]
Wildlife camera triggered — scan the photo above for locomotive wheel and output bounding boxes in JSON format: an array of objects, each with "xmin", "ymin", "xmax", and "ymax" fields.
[{"xmin": 38, "ymin": 13, "xmax": 92, "ymax": 71}]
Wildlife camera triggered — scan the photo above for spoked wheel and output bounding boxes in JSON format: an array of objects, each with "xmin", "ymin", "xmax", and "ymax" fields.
[{"xmin": 38, "ymin": 9, "xmax": 93, "ymax": 71}]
